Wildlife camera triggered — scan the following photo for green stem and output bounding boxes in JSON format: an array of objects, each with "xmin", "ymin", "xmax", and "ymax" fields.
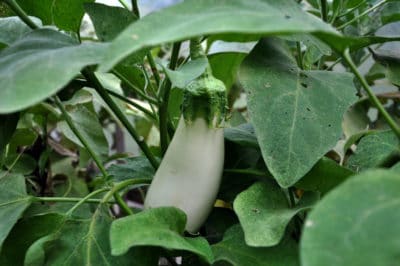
[
  {"xmin": 147, "ymin": 52, "xmax": 161, "ymax": 87},
  {"xmin": 114, "ymin": 192, "xmax": 134, "ymax": 215},
  {"xmin": 101, "ymin": 178, "xmax": 152, "ymax": 203},
  {"xmin": 66, "ymin": 187, "xmax": 110, "ymax": 216},
  {"xmin": 158, "ymin": 42, "xmax": 181, "ymax": 155},
  {"xmin": 4, "ymin": 0, "xmax": 38, "ymax": 29},
  {"xmin": 82, "ymin": 69, "xmax": 159, "ymax": 169},
  {"xmin": 35, "ymin": 196, "xmax": 114, "ymax": 204},
  {"xmin": 117, "ymin": 0, "xmax": 130, "ymax": 10},
  {"xmin": 319, "ymin": 0, "xmax": 328, "ymax": 22},
  {"xmin": 131, "ymin": 0, "xmax": 140, "ymax": 17},
  {"xmin": 343, "ymin": 49, "xmax": 400, "ymax": 139},
  {"xmin": 105, "ymin": 88, "xmax": 157, "ymax": 121},
  {"xmin": 337, "ymin": 0, "xmax": 387, "ymax": 30},
  {"xmin": 296, "ymin": 42, "xmax": 303, "ymax": 70},
  {"xmin": 54, "ymin": 96, "xmax": 108, "ymax": 177},
  {"xmin": 112, "ymin": 69, "xmax": 158, "ymax": 104}
]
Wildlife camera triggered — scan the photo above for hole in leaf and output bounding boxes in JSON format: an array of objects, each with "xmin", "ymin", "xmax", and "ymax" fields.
[
  {"xmin": 285, "ymin": 15, "xmax": 291, "ymax": 19},
  {"xmin": 301, "ymin": 82, "xmax": 308, "ymax": 88}
]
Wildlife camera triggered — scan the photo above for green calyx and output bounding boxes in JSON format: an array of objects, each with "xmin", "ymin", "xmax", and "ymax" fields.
[{"xmin": 182, "ymin": 73, "xmax": 227, "ymax": 127}]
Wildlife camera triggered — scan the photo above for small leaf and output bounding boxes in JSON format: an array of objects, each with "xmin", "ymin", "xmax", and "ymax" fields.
[
  {"xmin": 162, "ymin": 57, "xmax": 208, "ymax": 89},
  {"xmin": 17, "ymin": 0, "xmax": 94, "ymax": 32},
  {"xmin": 84, "ymin": 3, "xmax": 138, "ymax": 41},
  {"xmin": 346, "ymin": 130, "xmax": 400, "ymax": 172},
  {"xmin": 301, "ymin": 169, "xmax": 400, "ymax": 265},
  {"xmin": 233, "ymin": 181, "xmax": 318, "ymax": 247},
  {"xmin": 212, "ymin": 224, "xmax": 299, "ymax": 266},
  {"xmin": 0, "ymin": 113, "xmax": 19, "ymax": 152},
  {"xmin": 58, "ymin": 104, "xmax": 109, "ymax": 162},
  {"xmin": 110, "ymin": 207, "xmax": 214, "ymax": 264},
  {"xmin": 209, "ymin": 52, "xmax": 247, "ymax": 89},
  {"xmin": 224, "ymin": 123, "xmax": 258, "ymax": 148},
  {"xmin": 0, "ymin": 172, "xmax": 33, "ymax": 248},
  {"xmin": 295, "ymin": 157, "xmax": 354, "ymax": 195},
  {"xmin": 0, "ymin": 29, "xmax": 107, "ymax": 113},
  {"xmin": 239, "ymin": 38, "xmax": 357, "ymax": 187},
  {"xmin": 107, "ymin": 156, "xmax": 156, "ymax": 181}
]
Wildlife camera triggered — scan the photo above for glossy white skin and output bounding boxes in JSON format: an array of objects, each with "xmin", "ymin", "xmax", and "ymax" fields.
[{"xmin": 144, "ymin": 116, "xmax": 224, "ymax": 233}]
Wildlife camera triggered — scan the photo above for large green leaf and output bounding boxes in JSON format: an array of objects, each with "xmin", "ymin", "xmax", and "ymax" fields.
[
  {"xmin": 346, "ymin": 130, "xmax": 400, "ymax": 172},
  {"xmin": 84, "ymin": 3, "xmax": 137, "ymax": 42},
  {"xmin": 98, "ymin": 0, "xmax": 400, "ymax": 72},
  {"xmin": 110, "ymin": 207, "xmax": 214, "ymax": 264},
  {"xmin": 301, "ymin": 169, "xmax": 400, "ymax": 265},
  {"xmin": 233, "ymin": 181, "xmax": 318, "ymax": 247},
  {"xmin": 16, "ymin": 0, "xmax": 94, "ymax": 32},
  {"xmin": 0, "ymin": 213, "xmax": 64, "ymax": 266},
  {"xmin": 0, "ymin": 172, "xmax": 33, "ymax": 249},
  {"xmin": 58, "ymin": 104, "xmax": 109, "ymax": 162},
  {"xmin": 98, "ymin": 0, "xmax": 338, "ymax": 72},
  {"xmin": 239, "ymin": 38, "xmax": 357, "ymax": 187},
  {"xmin": 0, "ymin": 29, "xmax": 107, "ymax": 113},
  {"xmin": 0, "ymin": 16, "xmax": 41, "ymax": 45},
  {"xmin": 209, "ymin": 52, "xmax": 247, "ymax": 90},
  {"xmin": 212, "ymin": 224, "xmax": 299, "ymax": 266},
  {"xmin": 29, "ymin": 205, "xmax": 147, "ymax": 266}
]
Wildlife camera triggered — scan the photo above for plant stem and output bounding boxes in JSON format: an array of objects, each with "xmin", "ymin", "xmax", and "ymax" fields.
[
  {"xmin": 117, "ymin": 0, "xmax": 130, "ymax": 10},
  {"xmin": 54, "ymin": 96, "xmax": 108, "ymax": 177},
  {"xmin": 147, "ymin": 52, "xmax": 161, "ymax": 87},
  {"xmin": 35, "ymin": 196, "xmax": 114, "ymax": 204},
  {"xmin": 4, "ymin": 0, "xmax": 38, "ymax": 29},
  {"xmin": 101, "ymin": 178, "xmax": 152, "ymax": 203},
  {"xmin": 158, "ymin": 42, "xmax": 181, "ymax": 155},
  {"xmin": 337, "ymin": 0, "xmax": 387, "ymax": 30},
  {"xmin": 82, "ymin": 69, "xmax": 159, "ymax": 169},
  {"xmin": 105, "ymin": 88, "xmax": 157, "ymax": 121},
  {"xmin": 66, "ymin": 187, "xmax": 110, "ymax": 216},
  {"xmin": 342, "ymin": 49, "xmax": 400, "ymax": 139},
  {"xmin": 319, "ymin": 0, "xmax": 328, "ymax": 22},
  {"xmin": 112, "ymin": 69, "xmax": 158, "ymax": 104},
  {"xmin": 223, "ymin": 168, "xmax": 270, "ymax": 177},
  {"xmin": 113, "ymin": 192, "xmax": 134, "ymax": 215},
  {"xmin": 131, "ymin": 0, "xmax": 140, "ymax": 17},
  {"xmin": 296, "ymin": 42, "xmax": 303, "ymax": 69}
]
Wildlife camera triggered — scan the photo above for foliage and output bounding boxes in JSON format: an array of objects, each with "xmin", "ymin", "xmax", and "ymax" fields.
[{"xmin": 0, "ymin": 0, "xmax": 399, "ymax": 265}]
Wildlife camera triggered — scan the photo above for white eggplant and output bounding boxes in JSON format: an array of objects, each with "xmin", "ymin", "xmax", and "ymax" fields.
[
  {"xmin": 144, "ymin": 115, "xmax": 224, "ymax": 232},
  {"xmin": 144, "ymin": 38, "xmax": 227, "ymax": 232}
]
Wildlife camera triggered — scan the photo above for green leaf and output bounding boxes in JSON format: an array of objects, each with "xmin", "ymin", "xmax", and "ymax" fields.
[
  {"xmin": 209, "ymin": 52, "xmax": 247, "ymax": 90},
  {"xmin": 301, "ymin": 169, "xmax": 400, "ymax": 266},
  {"xmin": 0, "ymin": 28, "xmax": 107, "ymax": 113},
  {"xmin": 295, "ymin": 157, "xmax": 354, "ymax": 195},
  {"xmin": 0, "ymin": 213, "xmax": 64, "ymax": 266},
  {"xmin": 98, "ymin": 0, "xmax": 339, "ymax": 72},
  {"xmin": 0, "ymin": 16, "xmax": 41, "ymax": 45},
  {"xmin": 212, "ymin": 224, "xmax": 299, "ymax": 266},
  {"xmin": 162, "ymin": 57, "xmax": 208, "ymax": 89},
  {"xmin": 110, "ymin": 207, "xmax": 214, "ymax": 264},
  {"xmin": 58, "ymin": 104, "xmax": 109, "ymax": 162},
  {"xmin": 107, "ymin": 156, "xmax": 156, "ymax": 181},
  {"xmin": 371, "ymin": 46, "xmax": 400, "ymax": 86},
  {"xmin": 4, "ymin": 153, "xmax": 37, "ymax": 175},
  {"xmin": 32, "ymin": 205, "xmax": 142, "ymax": 266},
  {"xmin": 233, "ymin": 181, "xmax": 318, "ymax": 247},
  {"xmin": 84, "ymin": 3, "xmax": 137, "ymax": 41},
  {"xmin": 346, "ymin": 130, "xmax": 400, "ymax": 172},
  {"xmin": 224, "ymin": 123, "xmax": 258, "ymax": 148},
  {"xmin": 0, "ymin": 172, "xmax": 33, "ymax": 249},
  {"xmin": 239, "ymin": 38, "xmax": 357, "ymax": 187},
  {"xmin": 17, "ymin": 0, "xmax": 94, "ymax": 32},
  {"xmin": 0, "ymin": 113, "xmax": 19, "ymax": 152}
]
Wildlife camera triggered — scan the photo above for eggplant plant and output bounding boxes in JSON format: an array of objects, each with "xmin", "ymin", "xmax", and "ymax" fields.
[{"xmin": 0, "ymin": 0, "xmax": 400, "ymax": 265}]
